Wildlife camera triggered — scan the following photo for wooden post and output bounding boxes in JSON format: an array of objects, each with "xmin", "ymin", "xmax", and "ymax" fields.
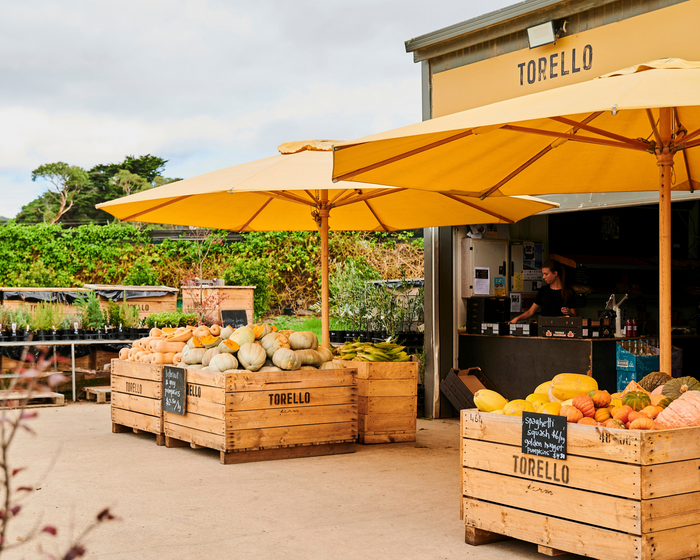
[
  {"xmin": 657, "ymin": 107, "xmax": 673, "ymax": 375},
  {"xmin": 320, "ymin": 192, "xmax": 330, "ymax": 349}
]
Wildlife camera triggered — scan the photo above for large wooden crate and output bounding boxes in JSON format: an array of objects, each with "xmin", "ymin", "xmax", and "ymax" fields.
[
  {"xmin": 0, "ymin": 287, "xmax": 90, "ymax": 316},
  {"xmin": 163, "ymin": 367, "xmax": 358, "ymax": 464},
  {"xmin": 85, "ymin": 284, "xmax": 178, "ymax": 320},
  {"xmin": 334, "ymin": 360, "xmax": 418, "ymax": 444},
  {"xmin": 460, "ymin": 409, "xmax": 700, "ymax": 560},
  {"xmin": 110, "ymin": 360, "xmax": 164, "ymax": 445}
]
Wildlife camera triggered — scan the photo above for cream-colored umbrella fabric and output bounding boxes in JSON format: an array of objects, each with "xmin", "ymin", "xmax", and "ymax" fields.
[
  {"xmin": 332, "ymin": 59, "xmax": 700, "ymax": 372},
  {"xmin": 98, "ymin": 143, "xmax": 557, "ymax": 346}
]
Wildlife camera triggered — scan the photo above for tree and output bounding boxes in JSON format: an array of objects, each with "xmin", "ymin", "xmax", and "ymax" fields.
[
  {"xmin": 110, "ymin": 169, "xmax": 150, "ymax": 197},
  {"xmin": 31, "ymin": 163, "xmax": 90, "ymax": 224}
]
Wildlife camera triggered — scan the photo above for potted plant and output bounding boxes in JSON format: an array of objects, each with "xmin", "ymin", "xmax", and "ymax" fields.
[
  {"xmin": 31, "ymin": 302, "xmax": 63, "ymax": 341},
  {"xmin": 74, "ymin": 291, "xmax": 106, "ymax": 339},
  {"xmin": 10, "ymin": 306, "xmax": 31, "ymax": 342},
  {"xmin": 122, "ymin": 304, "xmax": 141, "ymax": 339},
  {"xmin": 0, "ymin": 306, "xmax": 11, "ymax": 342}
]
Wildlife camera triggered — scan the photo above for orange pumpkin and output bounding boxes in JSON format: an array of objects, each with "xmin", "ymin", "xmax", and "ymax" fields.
[
  {"xmin": 603, "ymin": 418, "xmax": 626, "ymax": 430},
  {"xmin": 572, "ymin": 395, "xmax": 595, "ymax": 417},
  {"xmin": 594, "ymin": 408, "xmax": 611, "ymax": 423},
  {"xmin": 613, "ymin": 405, "xmax": 634, "ymax": 424},
  {"xmin": 589, "ymin": 390, "xmax": 612, "ymax": 408},
  {"xmin": 640, "ymin": 406, "xmax": 662, "ymax": 419},
  {"xmin": 577, "ymin": 417, "xmax": 597, "ymax": 426},
  {"xmin": 629, "ymin": 417, "xmax": 655, "ymax": 430},
  {"xmin": 628, "ymin": 410, "xmax": 651, "ymax": 423},
  {"xmin": 559, "ymin": 405, "xmax": 584, "ymax": 423}
]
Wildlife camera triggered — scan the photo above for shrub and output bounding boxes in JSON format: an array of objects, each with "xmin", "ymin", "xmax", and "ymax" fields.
[{"xmin": 222, "ymin": 257, "xmax": 272, "ymax": 320}]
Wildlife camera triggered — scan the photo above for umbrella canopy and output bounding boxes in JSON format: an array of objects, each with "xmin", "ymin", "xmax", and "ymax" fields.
[
  {"xmin": 98, "ymin": 141, "xmax": 557, "ymax": 346},
  {"xmin": 332, "ymin": 59, "xmax": 700, "ymax": 372}
]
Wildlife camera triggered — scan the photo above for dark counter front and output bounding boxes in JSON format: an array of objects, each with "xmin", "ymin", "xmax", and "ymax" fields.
[{"xmin": 458, "ymin": 334, "xmax": 619, "ymax": 400}]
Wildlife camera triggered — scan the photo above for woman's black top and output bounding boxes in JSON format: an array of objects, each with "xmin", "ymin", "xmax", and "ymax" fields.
[{"xmin": 534, "ymin": 285, "xmax": 574, "ymax": 317}]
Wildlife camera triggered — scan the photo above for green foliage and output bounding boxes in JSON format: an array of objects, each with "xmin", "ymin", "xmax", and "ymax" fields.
[
  {"xmin": 30, "ymin": 162, "xmax": 91, "ymax": 223},
  {"xmin": 10, "ymin": 306, "xmax": 32, "ymax": 330},
  {"xmin": 74, "ymin": 291, "xmax": 106, "ymax": 329},
  {"xmin": 222, "ymin": 257, "xmax": 272, "ymax": 319},
  {"xmin": 144, "ymin": 311, "xmax": 198, "ymax": 328},
  {"xmin": 328, "ymin": 258, "xmax": 381, "ymax": 330},
  {"xmin": 123, "ymin": 256, "xmax": 160, "ymax": 286},
  {"xmin": 5, "ymin": 259, "xmax": 78, "ymax": 287}
]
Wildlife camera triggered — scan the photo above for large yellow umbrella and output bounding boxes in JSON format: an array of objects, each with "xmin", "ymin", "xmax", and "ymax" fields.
[
  {"xmin": 98, "ymin": 141, "xmax": 557, "ymax": 347},
  {"xmin": 332, "ymin": 59, "xmax": 700, "ymax": 372}
]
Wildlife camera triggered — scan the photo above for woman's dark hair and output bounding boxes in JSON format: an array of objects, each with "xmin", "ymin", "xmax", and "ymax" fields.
[{"xmin": 542, "ymin": 259, "xmax": 573, "ymax": 306}]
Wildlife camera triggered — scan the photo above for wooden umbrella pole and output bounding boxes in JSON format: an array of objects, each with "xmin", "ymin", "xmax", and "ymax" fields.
[
  {"xmin": 657, "ymin": 108, "xmax": 673, "ymax": 374},
  {"xmin": 320, "ymin": 193, "xmax": 330, "ymax": 349}
]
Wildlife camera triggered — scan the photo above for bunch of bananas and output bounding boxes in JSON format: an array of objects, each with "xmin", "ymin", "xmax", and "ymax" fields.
[{"xmin": 336, "ymin": 341, "xmax": 411, "ymax": 362}]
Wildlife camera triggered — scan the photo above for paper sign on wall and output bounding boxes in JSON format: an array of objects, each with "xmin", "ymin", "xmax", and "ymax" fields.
[
  {"xmin": 513, "ymin": 272, "xmax": 523, "ymax": 292},
  {"xmin": 510, "ymin": 293, "xmax": 522, "ymax": 312},
  {"xmin": 474, "ymin": 267, "xmax": 490, "ymax": 295}
]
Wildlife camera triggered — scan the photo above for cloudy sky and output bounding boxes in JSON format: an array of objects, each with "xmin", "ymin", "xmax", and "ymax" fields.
[{"xmin": 0, "ymin": 0, "xmax": 517, "ymax": 219}]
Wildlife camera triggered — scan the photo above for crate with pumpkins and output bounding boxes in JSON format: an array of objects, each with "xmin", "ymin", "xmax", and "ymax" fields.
[
  {"xmin": 461, "ymin": 372, "xmax": 700, "ymax": 560},
  {"xmin": 111, "ymin": 322, "xmax": 358, "ymax": 464}
]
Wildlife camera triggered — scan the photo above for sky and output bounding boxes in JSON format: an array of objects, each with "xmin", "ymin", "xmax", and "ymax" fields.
[{"xmin": 0, "ymin": 0, "xmax": 516, "ymax": 219}]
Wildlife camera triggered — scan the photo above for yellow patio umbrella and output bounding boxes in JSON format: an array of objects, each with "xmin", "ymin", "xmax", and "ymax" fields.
[
  {"xmin": 332, "ymin": 59, "xmax": 700, "ymax": 373},
  {"xmin": 97, "ymin": 141, "xmax": 557, "ymax": 347}
]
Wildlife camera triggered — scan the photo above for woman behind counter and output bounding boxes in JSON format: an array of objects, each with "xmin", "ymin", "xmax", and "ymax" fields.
[{"xmin": 510, "ymin": 259, "xmax": 576, "ymax": 324}]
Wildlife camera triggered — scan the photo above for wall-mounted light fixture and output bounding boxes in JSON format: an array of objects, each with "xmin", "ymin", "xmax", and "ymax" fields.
[{"xmin": 527, "ymin": 21, "xmax": 556, "ymax": 49}]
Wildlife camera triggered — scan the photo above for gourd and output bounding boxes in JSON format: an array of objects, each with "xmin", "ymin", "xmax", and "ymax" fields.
[
  {"xmin": 200, "ymin": 335, "xmax": 221, "ymax": 349},
  {"xmin": 503, "ymin": 399, "xmax": 534, "ymax": 417},
  {"xmin": 295, "ymin": 349, "xmax": 323, "ymax": 367},
  {"xmin": 473, "ymin": 390, "xmax": 508, "ymax": 413},
  {"xmin": 577, "ymin": 417, "xmax": 597, "ymax": 426},
  {"xmin": 539, "ymin": 402, "xmax": 562, "ymax": 415},
  {"xmin": 572, "ymin": 395, "xmax": 595, "ymax": 417},
  {"xmin": 172, "ymin": 352, "xmax": 183, "ymax": 365},
  {"xmin": 640, "ymin": 405, "xmax": 661, "ymax": 419},
  {"xmin": 549, "ymin": 374, "xmax": 598, "ymax": 401},
  {"xmin": 534, "ymin": 381, "xmax": 552, "ymax": 395},
  {"xmin": 301, "ymin": 365, "xmax": 317, "ymax": 370},
  {"xmin": 237, "ymin": 343, "xmax": 267, "ymax": 372},
  {"xmin": 209, "ymin": 353, "xmax": 238, "ymax": 372},
  {"xmin": 289, "ymin": 331, "xmax": 319, "ymax": 350},
  {"xmin": 149, "ymin": 328, "xmax": 163, "ymax": 337},
  {"xmin": 613, "ymin": 405, "xmax": 634, "ymax": 423},
  {"xmin": 650, "ymin": 394, "xmax": 672, "ymax": 409},
  {"xmin": 622, "ymin": 391, "xmax": 652, "ymax": 411},
  {"xmin": 316, "ymin": 347, "xmax": 334, "ymax": 363},
  {"xmin": 219, "ymin": 326, "xmax": 235, "ymax": 340},
  {"xmin": 155, "ymin": 340, "xmax": 186, "ymax": 354},
  {"xmin": 230, "ymin": 326, "xmax": 256, "ymax": 347},
  {"xmin": 603, "ymin": 418, "xmax": 626, "ymax": 430},
  {"xmin": 656, "ymin": 390, "xmax": 700, "ymax": 428},
  {"xmin": 629, "ymin": 417, "xmax": 655, "ymax": 430},
  {"xmin": 526, "ymin": 393, "xmax": 549, "ymax": 408},
  {"xmin": 589, "ymin": 390, "xmax": 611, "ymax": 408},
  {"xmin": 119, "ymin": 348, "xmax": 129, "ymax": 360},
  {"xmin": 319, "ymin": 362, "xmax": 345, "ymax": 370},
  {"xmin": 594, "ymin": 408, "xmax": 611, "ymax": 423},
  {"xmin": 218, "ymin": 339, "xmax": 240, "ymax": 354},
  {"xmin": 662, "ymin": 376, "xmax": 700, "ymax": 401},
  {"xmin": 182, "ymin": 347, "xmax": 206, "ymax": 365},
  {"xmin": 209, "ymin": 324, "xmax": 221, "ymax": 337},
  {"xmin": 559, "ymin": 405, "xmax": 583, "ymax": 423},
  {"xmin": 202, "ymin": 347, "xmax": 221, "ymax": 367},
  {"xmin": 272, "ymin": 347, "xmax": 301, "ymax": 371},
  {"xmin": 254, "ymin": 324, "xmax": 273, "ymax": 339},
  {"xmin": 259, "ymin": 366, "xmax": 282, "ymax": 372},
  {"xmin": 261, "ymin": 333, "xmax": 290, "ymax": 358},
  {"xmin": 622, "ymin": 380, "xmax": 649, "ymax": 397},
  {"xmin": 639, "ymin": 371, "xmax": 672, "ymax": 393},
  {"xmin": 151, "ymin": 352, "xmax": 175, "ymax": 365},
  {"xmin": 167, "ymin": 328, "xmax": 193, "ymax": 343}
]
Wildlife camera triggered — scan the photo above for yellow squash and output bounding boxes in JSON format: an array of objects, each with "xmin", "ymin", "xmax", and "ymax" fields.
[
  {"xmin": 550, "ymin": 373, "xmax": 598, "ymax": 401},
  {"xmin": 473, "ymin": 390, "xmax": 508, "ymax": 413}
]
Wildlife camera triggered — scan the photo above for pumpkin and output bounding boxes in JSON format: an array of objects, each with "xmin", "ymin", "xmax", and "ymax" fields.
[
  {"xmin": 572, "ymin": 395, "xmax": 595, "ymax": 417},
  {"xmin": 237, "ymin": 342, "xmax": 267, "ymax": 372},
  {"xmin": 594, "ymin": 408, "xmax": 611, "ymax": 423},
  {"xmin": 295, "ymin": 349, "xmax": 323, "ymax": 367},
  {"xmin": 651, "ymin": 385, "xmax": 666, "ymax": 396},
  {"xmin": 628, "ymin": 410, "xmax": 650, "ymax": 423},
  {"xmin": 613, "ymin": 405, "xmax": 634, "ymax": 423},
  {"xmin": 622, "ymin": 381, "xmax": 650, "ymax": 398},
  {"xmin": 639, "ymin": 371, "xmax": 672, "ymax": 393},
  {"xmin": 272, "ymin": 347, "xmax": 301, "ymax": 371},
  {"xmin": 202, "ymin": 347, "xmax": 221, "ymax": 367},
  {"xmin": 629, "ymin": 417, "xmax": 655, "ymax": 430},
  {"xmin": 603, "ymin": 418, "xmax": 626, "ymax": 430},
  {"xmin": 319, "ymin": 361, "xmax": 345, "ymax": 370},
  {"xmin": 219, "ymin": 325, "xmax": 235, "ymax": 340},
  {"xmin": 256, "ymin": 324, "xmax": 274, "ymax": 339},
  {"xmin": 503, "ymin": 400, "xmax": 535, "ymax": 417},
  {"xmin": 172, "ymin": 352, "xmax": 183, "ymax": 366},
  {"xmin": 640, "ymin": 405, "xmax": 662, "ymax": 419},
  {"xmin": 182, "ymin": 346, "xmax": 206, "ymax": 365},
  {"xmin": 577, "ymin": 417, "xmax": 597, "ymax": 426},
  {"xmin": 473, "ymin": 390, "xmax": 508, "ymax": 413},
  {"xmin": 650, "ymin": 394, "xmax": 672, "ymax": 409},
  {"xmin": 261, "ymin": 333, "xmax": 290, "ymax": 358},
  {"xmin": 559, "ymin": 405, "xmax": 583, "ymax": 423},
  {"xmin": 209, "ymin": 324, "xmax": 221, "ymax": 337},
  {"xmin": 218, "ymin": 339, "xmax": 240, "ymax": 354},
  {"xmin": 300, "ymin": 365, "xmax": 317, "ymax": 370},
  {"xmin": 662, "ymin": 376, "xmax": 700, "ymax": 401},
  {"xmin": 316, "ymin": 347, "xmax": 334, "ymax": 363},
  {"xmin": 209, "ymin": 353, "xmax": 238, "ymax": 372},
  {"xmin": 200, "ymin": 335, "xmax": 221, "ymax": 349},
  {"xmin": 191, "ymin": 336, "xmax": 205, "ymax": 349},
  {"xmin": 259, "ymin": 366, "xmax": 282, "ymax": 372},
  {"xmin": 289, "ymin": 331, "xmax": 319, "ymax": 350},
  {"xmin": 623, "ymin": 391, "xmax": 652, "ymax": 411},
  {"xmin": 229, "ymin": 326, "xmax": 256, "ymax": 347},
  {"xmin": 539, "ymin": 402, "xmax": 562, "ymax": 415},
  {"xmin": 167, "ymin": 328, "xmax": 193, "ymax": 343},
  {"xmin": 589, "ymin": 390, "xmax": 611, "ymax": 408},
  {"xmin": 656, "ymin": 390, "xmax": 700, "ymax": 428},
  {"xmin": 549, "ymin": 374, "xmax": 598, "ymax": 402},
  {"xmin": 193, "ymin": 326, "xmax": 211, "ymax": 340}
]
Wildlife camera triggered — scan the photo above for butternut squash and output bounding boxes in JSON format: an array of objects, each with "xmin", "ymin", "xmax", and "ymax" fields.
[
  {"xmin": 155, "ymin": 340, "xmax": 186, "ymax": 354},
  {"xmin": 149, "ymin": 328, "xmax": 163, "ymax": 338},
  {"xmin": 118, "ymin": 348, "xmax": 129, "ymax": 360},
  {"xmin": 151, "ymin": 352, "xmax": 176, "ymax": 365}
]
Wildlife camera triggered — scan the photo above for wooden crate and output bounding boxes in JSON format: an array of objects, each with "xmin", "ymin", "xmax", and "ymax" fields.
[
  {"xmin": 334, "ymin": 360, "xmax": 418, "ymax": 444},
  {"xmin": 0, "ymin": 287, "xmax": 90, "ymax": 316},
  {"xmin": 84, "ymin": 284, "xmax": 178, "ymax": 320},
  {"xmin": 163, "ymin": 367, "xmax": 357, "ymax": 464},
  {"xmin": 460, "ymin": 409, "xmax": 700, "ymax": 560},
  {"xmin": 180, "ymin": 286, "xmax": 255, "ymax": 324},
  {"xmin": 111, "ymin": 360, "xmax": 164, "ymax": 445}
]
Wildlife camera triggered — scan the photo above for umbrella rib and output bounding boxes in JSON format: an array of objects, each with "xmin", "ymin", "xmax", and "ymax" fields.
[
  {"xmin": 549, "ymin": 116, "xmax": 650, "ymax": 149},
  {"xmin": 362, "ymin": 199, "xmax": 390, "ymax": 232},
  {"xmin": 121, "ymin": 195, "xmax": 193, "ymax": 221},
  {"xmin": 682, "ymin": 149, "xmax": 695, "ymax": 194},
  {"xmin": 262, "ymin": 191, "xmax": 315, "ymax": 207},
  {"xmin": 646, "ymin": 109, "xmax": 663, "ymax": 147},
  {"xmin": 305, "ymin": 190, "xmax": 320, "ymax": 204},
  {"xmin": 480, "ymin": 112, "xmax": 603, "ymax": 199},
  {"xmin": 238, "ymin": 197, "xmax": 274, "ymax": 231},
  {"xmin": 334, "ymin": 188, "xmax": 406, "ymax": 208},
  {"xmin": 329, "ymin": 189, "xmax": 349, "ymax": 205},
  {"xmin": 502, "ymin": 125, "xmax": 647, "ymax": 151},
  {"xmin": 439, "ymin": 193, "xmax": 514, "ymax": 224},
  {"xmin": 333, "ymin": 130, "xmax": 474, "ymax": 181},
  {"xmin": 684, "ymin": 138, "xmax": 700, "ymax": 150},
  {"xmin": 678, "ymin": 127, "xmax": 700, "ymax": 147}
]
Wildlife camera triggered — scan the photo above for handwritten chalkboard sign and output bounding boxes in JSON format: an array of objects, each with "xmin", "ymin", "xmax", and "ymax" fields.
[
  {"xmin": 162, "ymin": 366, "xmax": 186, "ymax": 415},
  {"xmin": 221, "ymin": 310, "xmax": 248, "ymax": 329},
  {"xmin": 522, "ymin": 411, "xmax": 567, "ymax": 460}
]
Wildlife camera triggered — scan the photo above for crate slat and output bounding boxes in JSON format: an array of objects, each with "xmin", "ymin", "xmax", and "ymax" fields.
[
  {"xmin": 227, "ymin": 386, "xmax": 356, "ymax": 411},
  {"xmin": 110, "ymin": 360, "xmax": 164, "ymax": 443},
  {"xmin": 641, "ymin": 491, "xmax": 700, "ymax": 533},
  {"xmin": 358, "ymin": 396, "xmax": 417, "ymax": 415},
  {"xmin": 225, "ymin": 404, "xmax": 357, "ymax": 430},
  {"xmin": 111, "ymin": 392, "xmax": 160, "ymax": 417},
  {"xmin": 112, "ymin": 407, "xmax": 162, "ymax": 434},
  {"xmin": 357, "ymin": 378, "xmax": 417, "ymax": 397},
  {"xmin": 227, "ymin": 422, "xmax": 357, "ymax": 450},
  {"xmin": 112, "ymin": 375, "xmax": 162, "ymax": 399},
  {"xmin": 226, "ymin": 369, "xmax": 356, "ymax": 392}
]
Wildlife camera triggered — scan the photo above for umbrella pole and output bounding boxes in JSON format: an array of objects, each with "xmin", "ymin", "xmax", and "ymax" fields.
[
  {"xmin": 658, "ymin": 108, "xmax": 673, "ymax": 374},
  {"xmin": 320, "ymin": 195, "xmax": 330, "ymax": 349}
]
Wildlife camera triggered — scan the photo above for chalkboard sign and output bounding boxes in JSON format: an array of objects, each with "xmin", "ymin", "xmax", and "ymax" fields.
[
  {"xmin": 221, "ymin": 310, "xmax": 248, "ymax": 329},
  {"xmin": 521, "ymin": 411, "xmax": 567, "ymax": 460},
  {"xmin": 162, "ymin": 366, "xmax": 186, "ymax": 416}
]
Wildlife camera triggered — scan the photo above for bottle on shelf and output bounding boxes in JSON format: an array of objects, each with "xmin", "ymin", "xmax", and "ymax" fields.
[
  {"xmin": 624, "ymin": 319, "xmax": 631, "ymax": 337},
  {"xmin": 631, "ymin": 319, "xmax": 638, "ymax": 338}
]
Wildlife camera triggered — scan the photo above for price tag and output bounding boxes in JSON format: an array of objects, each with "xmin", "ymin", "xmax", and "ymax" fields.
[{"xmin": 522, "ymin": 412, "xmax": 567, "ymax": 460}]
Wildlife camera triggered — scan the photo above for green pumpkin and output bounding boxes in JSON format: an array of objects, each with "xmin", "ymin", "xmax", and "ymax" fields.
[
  {"xmin": 662, "ymin": 376, "xmax": 700, "ymax": 401},
  {"xmin": 639, "ymin": 371, "xmax": 672, "ymax": 393},
  {"xmin": 622, "ymin": 391, "xmax": 651, "ymax": 412}
]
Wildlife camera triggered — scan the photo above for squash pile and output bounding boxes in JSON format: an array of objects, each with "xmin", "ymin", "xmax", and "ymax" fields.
[
  {"xmin": 118, "ymin": 323, "xmax": 341, "ymax": 372},
  {"xmin": 473, "ymin": 372, "xmax": 700, "ymax": 431}
]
